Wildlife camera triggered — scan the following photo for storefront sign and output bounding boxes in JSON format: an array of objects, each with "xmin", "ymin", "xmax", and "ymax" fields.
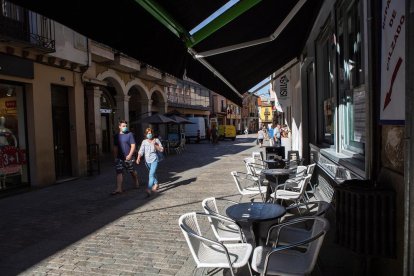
[
  {"xmin": 274, "ymin": 72, "xmax": 291, "ymax": 112},
  {"xmin": 0, "ymin": 146, "xmax": 26, "ymax": 168},
  {"xmin": 100, "ymin": 108, "xmax": 112, "ymax": 114},
  {"xmin": 380, "ymin": 0, "xmax": 405, "ymax": 122},
  {"xmin": 5, "ymin": 101, "xmax": 16, "ymax": 109}
]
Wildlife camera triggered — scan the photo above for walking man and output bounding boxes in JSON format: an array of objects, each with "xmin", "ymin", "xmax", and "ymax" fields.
[{"xmin": 112, "ymin": 120, "xmax": 139, "ymax": 195}]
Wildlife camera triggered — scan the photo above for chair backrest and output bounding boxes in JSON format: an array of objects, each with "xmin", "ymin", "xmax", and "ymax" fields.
[
  {"xmin": 246, "ymin": 162, "xmax": 259, "ymax": 178},
  {"xmin": 252, "ymin": 151, "xmax": 266, "ymax": 167},
  {"xmin": 178, "ymin": 212, "xmax": 203, "ymax": 265},
  {"xmin": 231, "ymin": 171, "xmax": 244, "ymax": 194},
  {"xmin": 252, "ymin": 151, "xmax": 261, "ymax": 160},
  {"xmin": 287, "ymin": 150, "xmax": 300, "ymax": 161},
  {"xmin": 202, "ymin": 197, "xmax": 219, "ymax": 216},
  {"xmin": 305, "ymin": 217, "xmax": 330, "ymax": 271},
  {"xmin": 201, "ymin": 197, "xmax": 223, "ymax": 240},
  {"xmin": 201, "ymin": 197, "xmax": 240, "ymax": 242},
  {"xmin": 296, "ymin": 165, "xmax": 307, "ymax": 177},
  {"xmin": 314, "ymin": 201, "xmax": 331, "ymax": 217},
  {"xmin": 267, "ymin": 153, "xmax": 281, "ymax": 160},
  {"xmin": 231, "ymin": 171, "xmax": 261, "ymax": 194},
  {"xmin": 297, "ymin": 175, "xmax": 312, "ymax": 197},
  {"xmin": 244, "ymin": 157, "xmax": 254, "ymax": 175},
  {"xmin": 263, "ymin": 216, "xmax": 330, "ymax": 275},
  {"xmin": 306, "ymin": 163, "xmax": 316, "ymax": 176}
]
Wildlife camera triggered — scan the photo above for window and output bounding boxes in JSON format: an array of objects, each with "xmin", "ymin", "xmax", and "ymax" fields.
[
  {"xmin": 1, "ymin": 0, "xmax": 23, "ymax": 21},
  {"xmin": 337, "ymin": 0, "xmax": 365, "ymax": 154},
  {"xmin": 316, "ymin": 23, "xmax": 336, "ymax": 145},
  {"xmin": 0, "ymin": 83, "xmax": 28, "ymax": 190}
]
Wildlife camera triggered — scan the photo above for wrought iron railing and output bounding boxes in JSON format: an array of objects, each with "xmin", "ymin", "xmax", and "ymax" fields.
[{"xmin": 0, "ymin": 0, "xmax": 55, "ymax": 52}]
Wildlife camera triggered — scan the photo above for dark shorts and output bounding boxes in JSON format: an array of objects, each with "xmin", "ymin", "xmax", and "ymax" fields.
[
  {"xmin": 258, "ymin": 139, "xmax": 264, "ymax": 143},
  {"xmin": 115, "ymin": 159, "xmax": 135, "ymax": 174}
]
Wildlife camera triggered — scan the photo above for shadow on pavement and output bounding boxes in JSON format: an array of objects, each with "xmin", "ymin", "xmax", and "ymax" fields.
[{"xmin": 0, "ymin": 136, "xmax": 257, "ymax": 275}]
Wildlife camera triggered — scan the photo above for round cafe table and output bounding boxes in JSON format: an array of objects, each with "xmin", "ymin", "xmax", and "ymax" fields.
[
  {"xmin": 261, "ymin": 168, "xmax": 293, "ymax": 202},
  {"xmin": 226, "ymin": 202, "xmax": 286, "ymax": 248}
]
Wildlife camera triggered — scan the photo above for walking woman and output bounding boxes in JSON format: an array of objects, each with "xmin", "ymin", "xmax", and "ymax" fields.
[{"xmin": 136, "ymin": 128, "xmax": 164, "ymax": 196}]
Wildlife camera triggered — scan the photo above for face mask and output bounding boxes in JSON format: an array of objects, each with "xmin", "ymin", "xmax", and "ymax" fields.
[
  {"xmin": 121, "ymin": 127, "xmax": 128, "ymax": 133},
  {"xmin": 146, "ymin": 133, "xmax": 153, "ymax": 139}
]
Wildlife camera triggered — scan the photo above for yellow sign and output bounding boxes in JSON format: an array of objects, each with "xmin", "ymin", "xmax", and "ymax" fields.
[{"xmin": 260, "ymin": 107, "xmax": 273, "ymax": 122}]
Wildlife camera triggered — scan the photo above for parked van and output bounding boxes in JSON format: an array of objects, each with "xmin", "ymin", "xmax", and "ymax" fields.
[
  {"xmin": 184, "ymin": 117, "xmax": 206, "ymax": 143},
  {"xmin": 218, "ymin": 125, "xmax": 236, "ymax": 141}
]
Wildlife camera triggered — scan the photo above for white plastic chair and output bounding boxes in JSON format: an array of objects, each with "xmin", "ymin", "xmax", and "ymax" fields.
[
  {"xmin": 201, "ymin": 197, "xmax": 244, "ymax": 243},
  {"xmin": 244, "ymin": 157, "xmax": 255, "ymax": 175},
  {"xmin": 270, "ymin": 175, "xmax": 312, "ymax": 211},
  {"xmin": 251, "ymin": 216, "xmax": 329, "ymax": 276},
  {"xmin": 284, "ymin": 164, "xmax": 316, "ymax": 201},
  {"xmin": 252, "ymin": 151, "xmax": 261, "ymax": 160},
  {"xmin": 275, "ymin": 201, "xmax": 331, "ymax": 247},
  {"xmin": 304, "ymin": 164, "xmax": 317, "ymax": 200},
  {"xmin": 179, "ymin": 212, "xmax": 253, "ymax": 276},
  {"xmin": 231, "ymin": 171, "xmax": 267, "ymax": 202}
]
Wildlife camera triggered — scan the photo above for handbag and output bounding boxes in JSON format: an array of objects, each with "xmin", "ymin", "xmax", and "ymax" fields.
[{"xmin": 157, "ymin": 151, "xmax": 165, "ymax": 162}]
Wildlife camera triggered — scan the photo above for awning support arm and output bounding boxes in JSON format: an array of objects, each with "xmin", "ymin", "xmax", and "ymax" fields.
[
  {"xmin": 188, "ymin": 48, "xmax": 243, "ymax": 98},
  {"xmin": 194, "ymin": 0, "xmax": 307, "ymax": 58},
  {"xmin": 251, "ymin": 58, "xmax": 299, "ymax": 94},
  {"xmin": 134, "ymin": 0, "xmax": 191, "ymax": 42}
]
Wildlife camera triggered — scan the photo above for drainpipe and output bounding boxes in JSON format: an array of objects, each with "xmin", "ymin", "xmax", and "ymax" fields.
[{"xmin": 404, "ymin": 0, "xmax": 414, "ymax": 275}]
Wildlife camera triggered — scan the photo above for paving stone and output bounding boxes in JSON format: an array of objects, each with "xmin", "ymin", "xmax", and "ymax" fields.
[{"xmin": 0, "ymin": 136, "xmax": 275, "ymax": 275}]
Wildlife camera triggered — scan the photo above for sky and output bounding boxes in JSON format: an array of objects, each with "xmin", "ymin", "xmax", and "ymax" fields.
[
  {"xmin": 249, "ymin": 77, "xmax": 271, "ymax": 99},
  {"xmin": 189, "ymin": 0, "xmax": 240, "ymax": 35},
  {"xmin": 189, "ymin": 0, "xmax": 271, "ymax": 99}
]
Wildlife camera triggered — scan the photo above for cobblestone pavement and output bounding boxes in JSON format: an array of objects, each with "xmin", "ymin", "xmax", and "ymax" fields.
[
  {"xmin": 0, "ymin": 134, "xmax": 264, "ymax": 276},
  {"xmin": 0, "ymin": 135, "xmax": 358, "ymax": 276}
]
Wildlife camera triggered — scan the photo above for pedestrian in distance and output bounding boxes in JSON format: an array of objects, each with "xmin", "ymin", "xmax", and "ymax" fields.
[
  {"xmin": 274, "ymin": 123, "xmax": 282, "ymax": 147},
  {"xmin": 112, "ymin": 120, "xmax": 139, "ymax": 195},
  {"xmin": 211, "ymin": 124, "xmax": 218, "ymax": 144},
  {"xmin": 136, "ymin": 127, "xmax": 164, "ymax": 197},
  {"xmin": 257, "ymin": 128, "xmax": 265, "ymax": 148},
  {"xmin": 268, "ymin": 124, "xmax": 275, "ymax": 147}
]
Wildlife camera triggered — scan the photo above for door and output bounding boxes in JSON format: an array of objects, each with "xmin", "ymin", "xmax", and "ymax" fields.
[
  {"xmin": 101, "ymin": 114, "xmax": 110, "ymax": 153},
  {"xmin": 51, "ymin": 85, "xmax": 72, "ymax": 179}
]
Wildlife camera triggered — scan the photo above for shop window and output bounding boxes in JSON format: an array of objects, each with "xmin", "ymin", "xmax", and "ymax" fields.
[
  {"xmin": 0, "ymin": 83, "xmax": 28, "ymax": 191},
  {"xmin": 337, "ymin": 0, "xmax": 365, "ymax": 155},
  {"xmin": 316, "ymin": 23, "xmax": 336, "ymax": 145}
]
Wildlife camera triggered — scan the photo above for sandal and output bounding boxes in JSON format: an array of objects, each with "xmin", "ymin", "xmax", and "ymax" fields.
[
  {"xmin": 152, "ymin": 184, "xmax": 159, "ymax": 192},
  {"xmin": 110, "ymin": 190, "xmax": 122, "ymax": 195}
]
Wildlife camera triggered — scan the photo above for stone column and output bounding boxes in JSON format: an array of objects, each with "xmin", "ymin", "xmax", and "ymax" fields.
[
  {"xmin": 114, "ymin": 94, "xmax": 131, "ymax": 122},
  {"xmin": 86, "ymin": 86, "xmax": 103, "ymax": 151}
]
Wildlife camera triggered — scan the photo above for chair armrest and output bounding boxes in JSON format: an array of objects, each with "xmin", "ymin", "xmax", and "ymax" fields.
[
  {"xmin": 262, "ymin": 228, "xmax": 326, "ymax": 276},
  {"xmin": 217, "ymin": 198, "xmax": 239, "ymax": 205},
  {"xmin": 197, "ymin": 212, "xmax": 245, "ymax": 242},
  {"xmin": 180, "ymin": 214, "xmax": 241, "ymax": 268},
  {"xmin": 285, "ymin": 201, "xmax": 331, "ymax": 217},
  {"xmin": 265, "ymin": 216, "xmax": 317, "ymax": 245}
]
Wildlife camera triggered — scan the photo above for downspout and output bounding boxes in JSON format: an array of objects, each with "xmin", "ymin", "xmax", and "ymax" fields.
[{"xmin": 404, "ymin": 0, "xmax": 414, "ymax": 274}]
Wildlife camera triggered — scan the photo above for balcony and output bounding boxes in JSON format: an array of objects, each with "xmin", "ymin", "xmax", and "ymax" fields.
[
  {"xmin": 137, "ymin": 65, "xmax": 162, "ymax": 81},
  {"xmin": 0, "ymin": 3, "xmax": 55, "ymax": 53}
]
